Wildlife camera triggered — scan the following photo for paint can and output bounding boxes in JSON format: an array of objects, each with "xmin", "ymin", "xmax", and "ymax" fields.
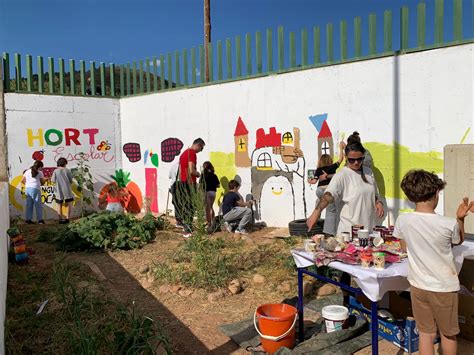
[
  {"xmin": 351, "ymin": 224, "xmax": 364, "ymax": 239},
  {"xmin": 357, "ymin": 229, "xmax": 369, "ymax": 247},
  {"xmin": 373, "ymin": 252, "xmax": 386, "ymax": 269},
  {"xmin": 341, "ymin": 232, "xmax": 352, "ymax": 242},
  {"xmin": 360, "ymin": 254, "xmax": 372, "ymax": 268}
]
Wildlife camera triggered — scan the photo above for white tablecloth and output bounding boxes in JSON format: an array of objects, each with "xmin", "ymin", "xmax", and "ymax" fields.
[{"xmin": 292, "ymin": 239, "xmax": 474, "ymax": 302}]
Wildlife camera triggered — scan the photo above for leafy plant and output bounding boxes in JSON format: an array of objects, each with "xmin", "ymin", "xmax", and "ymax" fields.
[{"xmin": 71, "ymin": 152, "xmax": 95, "ymax": 217}]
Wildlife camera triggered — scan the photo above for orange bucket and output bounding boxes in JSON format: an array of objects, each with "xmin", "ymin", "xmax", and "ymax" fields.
[{"xmin": 254, "ymin": 303, "xmax": 298, "ymax": 353}]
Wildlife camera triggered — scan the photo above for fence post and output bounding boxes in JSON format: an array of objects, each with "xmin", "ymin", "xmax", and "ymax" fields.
[
  {"xmin": 153, "ymin": 56, "xmax": 158, "ymax": 91},
  {"xmin": 340, "ymin": 21, "xmax": 347, "ymax": 61},
  {"xmin": 37, "ymin": 56, "xmax": 44, "ymax": 93},
  {"xmin": 326, "ymin": 23, "xmax": 334, "ymax": 62},
  {"xmin": 400, "ymin": 6, "xmax": 409, "ymax": 50},
  {"xmin": 119, "ymin": 65, "xmax": 124, "ymax": 96},
  {"xmin": 183, "ymin": 49, "xmax": 189, "ymax": 85},
  {"xmin": 80, "ymin": 60, "xmax": 86, "ymax": 95},
  {"xmin": 226, "ymin": 39, "xmax": 232, "ymax": 79},
  {"xmin": 139, "ymin": 60, "xmax": 144, "ymax": 93},
  {"xmin": 256, "ymin": 31, "xmax": 262, "ymax": 74},
  {"xmin": 278, "ymin": 26, "xmax": 284, "ymax": 70},
  {"xmin": 435, "ymin": 0, "xmax": 444, "ymax": 44},
  {"xmin": 369, "ymin": 13, "xmax": 376, "ymax": 55},
  {"xmin": 59, "ymin": 58, "xmax": 65, "ymax": 94},
  {"xmin": 289, "ymin": 31, "xmax": 296, "ymax": 68},
  {"xmin": 100, "ymin": 62, "xmax": 106, "ymax": 96},
  {"xmin": 301, "ymin": 28, "xmax": 308, "ymax": 67},
  {"xmin": 384, "ymin": 10, "xmax": 393, "ymax": 52},
  {"xmin": 110, "ymin": 63, "xmax": 115, "ymax": 97},
  {"xmin": 146, "ymin": 58, "xmax": 151, "ymax": 92},
  {"xmin": 49, "ymin": 57, "xmax": 55, "ymax": 94},
  {"xmin": 453, "ymin": 0, "xmax": 462, "ymax": 41},
  {"xmin": 159, "ymin": 55, "xmax": 165, "ymax": 90},
  {"xmin": 236, "ymin": 36, "xmax": 242, "ymax": 78},
  {"xmin": 191, "ymin": 48, "xmax": 197, "ymax": 85},
  {"xmin": 15, "ymin": 53, "xmax": 21, "ymax": 91},
  {"xmin": 267, "ymin": 29, "xmax": 273, "ymax": 72},
  {"xmin": 2, "ymin": 53, "xmax": 9, "ymax": 92},
  {"xmin": 217, "ymin": 41, "xmax": 223, "ymax": 80},
  {"xmin": 69, "ymin": 59, "xmax": 75, "ymax": 95},
  {"xmin": 354, "ymin": 17, "xmax": 362, "ymax": 58},
  {"xmin": 174, "ymin": 52, "xmax": 180, "ymax": 87},
  {"xmin": 314, "ymin": 26, "xmax": 321, "ymax": 64},
  {"xmin": 26, "ymin": 55, "xmax": 33, "ymax": 92}
]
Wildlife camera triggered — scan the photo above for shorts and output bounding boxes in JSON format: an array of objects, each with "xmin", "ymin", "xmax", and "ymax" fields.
[
  {"xmin": 55, "ymin": 197, "xmax": 74, "ymax": 204},
  {"xmin": 410, "ymin": 285, "xmax": 459, "ymax": 336},
  {"xmin": 106, "ymin": 202, "xmax": 123, "ymax": 213}
]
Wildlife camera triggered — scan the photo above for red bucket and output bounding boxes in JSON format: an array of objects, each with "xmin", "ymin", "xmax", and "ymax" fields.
[{"xmin": 254, "ymin": 304, "xmax": 298, "ymax": 353}]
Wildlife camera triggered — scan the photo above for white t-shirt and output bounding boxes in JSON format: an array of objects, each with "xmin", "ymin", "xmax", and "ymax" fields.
[
  {"xmin": 393, "ymin": 212, "xmax": 460, "ymax": 292},
  {"xmin": 23, "ymin": 169, "xmax": 44, "ymax": 190},
  {"xmin": 325, "ymin": 166, "xmax": 378, "ymax": 235}
]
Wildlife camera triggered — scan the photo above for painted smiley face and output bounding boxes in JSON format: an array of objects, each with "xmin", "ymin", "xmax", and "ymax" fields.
[{"xmin": 271, "ymin": 187, "xmax": 283, "ymax": 195}]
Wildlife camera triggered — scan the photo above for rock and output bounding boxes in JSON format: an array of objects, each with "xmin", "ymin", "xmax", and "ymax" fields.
[
  {"xmin": 253, "ymin": 274, "xmax": 266, "ymax": 284},
  {"xmin": 303, "ymin": 280, "xmax": 313, "ymax": 296},
  {"xmin": 241, "ymin": 280, "xmax": 249, "ymax": 289},
  {"xmin": 316, "ymin": 283, "xmax": 337, "ymax": 297},
  {"xmin": 277, "ymin": 281, "xmax": 292, "ymax": 293},
  {"xmin": 141, "ymin": 279, "xmax": 153, "ymax": 289},
  {"xmin": 208, "ymin": 290, "xmax": 226, "ymax": 302},
  {"xmin": 139, "ymin": 265, "xmax": 150, "ymax": 274},
  {"xmin": 228, "ymin": 280, "xmax": 242, "ymax": 295},
  {"xmin": 171, "ymin": 285, "xmax": 182, "ymax": 293},
  {"xmin": 179, "ymin": 289, "xmax": 193, "ymax": 297},
  {"xmin": 147, "ymin": 275, "xmax": 155, "ymax": 283},
  {"xmin": 159, "ymin": 285, "xmax": 171, "ymax": 294}
]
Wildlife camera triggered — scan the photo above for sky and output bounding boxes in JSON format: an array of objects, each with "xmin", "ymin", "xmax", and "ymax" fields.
[{"xmin": 0, "ymin": 0, "xmax": 472, "ymax": 69}]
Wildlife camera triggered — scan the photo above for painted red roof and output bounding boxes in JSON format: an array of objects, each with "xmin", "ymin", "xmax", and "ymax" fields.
[
  {"xmin": 318, "ymin": 120, "xmax": 332, "ymax": 138},
  {"xmin": 234, "ymin": 116, "xmax": 249, "ymax": 136}
]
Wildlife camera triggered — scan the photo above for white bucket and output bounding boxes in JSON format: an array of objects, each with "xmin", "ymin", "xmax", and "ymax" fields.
[{"xmin": 322, "ymin": 305, "xmax": 349, "ymax": 333}]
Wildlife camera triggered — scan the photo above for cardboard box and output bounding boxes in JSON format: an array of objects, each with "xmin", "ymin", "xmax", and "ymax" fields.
[
  {"xmin": 458, "ymin": 294, "xmax": 474, "ymax": 341},
  {"xmin": 349, "ymin": 295, "xmax": 439, "ymax": 352},
  {"xmin": 459, "ymin": 259, "xmax": 474, "ymax": 293}
]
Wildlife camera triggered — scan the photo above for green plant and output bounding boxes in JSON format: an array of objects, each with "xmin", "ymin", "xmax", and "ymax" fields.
[{"xmin": 72, "ymin": 152, "xmax": 95, "ymax": 217}]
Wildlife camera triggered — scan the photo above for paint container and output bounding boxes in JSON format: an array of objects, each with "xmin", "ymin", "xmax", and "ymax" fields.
[
  {"xmin": 360, "ymin": 254, "xmax": 372, "ymax": 268},
  {"xmin": 312, "ymin": 234, "xmax": 324, "ymax": 247},
  {"xmin": 357, "ymin": 229, "xmax": 369, "ymax": 247},
  {"xmin": 322, "ymin": 306, "xmax": 349, "ymax": 333},
  {"xmin": 306, "ymin": 242, "xmax": 317, "ymax": 253},
  {"xmin": 303, "ymin": 239, "xmax": 313, "ymax": 252},
  {"xmin": 351, "ymin": 225, "xmax": 364, "ymax": 239},
  {"xmin": 373, "ymin": 252, "xmax": 386, "ymax": 270},
  {"xmin": 342, "ymin": 232, "xmax": 352, "ymax": 242}
]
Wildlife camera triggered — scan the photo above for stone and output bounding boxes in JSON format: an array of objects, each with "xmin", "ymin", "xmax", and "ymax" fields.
[
  {"xmin": 316, "ymin": 283, "xmax": 338, "ymax": 297},
  {"xmin": 146, "ymin": 275, "xmax": 155, "ymax": 283},
  {"xmin": 171, "ymin": 285, "xmax": 182, "ymax": 293},
  {"xmin": 141, "ymin": 280, "xmax": 153, "ymax": 289},
  {"xmin": 228, "ymin": 279, "xmax": 242, "ymax": 295},
  {"xmin": 253, "ymin": 274, "xmax": 265, "ymax": 284},
  {"xmin": 303, "ymin": 280, "xmax": 313, "ymax": 296},
  {"xmin": 159, "ymin": 285, "xmax": 171, "ymax": 294},
  {"xmin": 179, "ymin": 289, "xmax": 193, "ymax": 297},
  {"xmin": 208, "ymin": 290, "xmax": 226, "ymax": 302},
  {"xmin": 277, "ymin": 281, "xmax": 292, "ymax": 293},
  {"xmin": 139, "ymin": 265, "xmax": 150, "ymax": 274}
]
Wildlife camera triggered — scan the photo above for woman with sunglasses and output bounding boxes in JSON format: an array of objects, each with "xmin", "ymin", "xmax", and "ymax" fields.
[
  {"xmin": 306, "ymin": 142, "xmax": 384, "ymax": 235},
  {"xmin": 347, "ymin": 131, "xmax": 373, "ymax": 169}
]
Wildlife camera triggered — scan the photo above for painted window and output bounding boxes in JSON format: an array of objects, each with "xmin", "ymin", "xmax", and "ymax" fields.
[
  {"xmin": 282, "ymin": 132, "xmax": 293, "ymax": 144},
  {"xmin": 237, "ymin": 138, "xmax": 246, "ymax": 152},
  {"xmin": 321, "ymin": 141, "xmax": 330, "ymax": 155},
  {"xmin": 257, "ymin": 152, "xmax": 272, "ymax": 168}
]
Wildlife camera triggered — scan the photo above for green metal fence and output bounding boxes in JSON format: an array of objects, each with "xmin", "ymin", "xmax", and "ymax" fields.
[{"xmin": 2, "ymin": 0, "xmax": 473, "ymax": 98}]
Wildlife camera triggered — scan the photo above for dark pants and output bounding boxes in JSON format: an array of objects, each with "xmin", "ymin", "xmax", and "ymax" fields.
[
  {"xmin": 175, "ymin": 181, "xmax": 196, "ymax": 233},
  {"xmin": 170, "ymin": 182, "xmax": 183, "ymax": 224}
]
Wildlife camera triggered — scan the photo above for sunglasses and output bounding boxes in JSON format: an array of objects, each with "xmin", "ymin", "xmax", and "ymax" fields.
[{"xmin": 347, "ymin": 156, "xmax": 365, "ymax": 164}]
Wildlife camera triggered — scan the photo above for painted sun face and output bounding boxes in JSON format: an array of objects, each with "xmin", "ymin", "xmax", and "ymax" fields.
[{"xmin": 271, "ymin": 187, "xmax": 283, "ymax": 195}]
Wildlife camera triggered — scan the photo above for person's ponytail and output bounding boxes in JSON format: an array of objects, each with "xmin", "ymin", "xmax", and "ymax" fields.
[{"xmin": 30, "ymin": 160, "xmax": 44, "ymax": 178}]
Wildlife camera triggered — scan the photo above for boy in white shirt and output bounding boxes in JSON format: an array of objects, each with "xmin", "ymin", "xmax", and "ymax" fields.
[{"xmin": 394, "ymin": 170, "xmax": 473, "ymax": 355}]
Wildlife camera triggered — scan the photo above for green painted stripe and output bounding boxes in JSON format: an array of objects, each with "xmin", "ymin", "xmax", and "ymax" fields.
[
  {"xmin": 139, "ymin": 60, "xmax": 144, "ymax": 93},
  {"xmin": 153, "ymin": 56, "xmax": 158, "ymax": 91},
  {"xmin": 301, "ymin": 28, "xmax": 308, "ymax": 67},
  {"xmin": 69, "ymin": 59, "xmax": 75, "ymax": 95},
  {"xmin": 417, "ymin": 2, "xmax": 426, "ymax": 47},
  {"xmin": 226, "ymin": 38, "xmax": 232, "ymax": 79},
  {"xmin": 15, "ymin": 53, "xmax": 21, "ymax": 91},
  {"xmin": 435, "ymin": 0, "xmax": 444, "ymax": 44},
  {"xmin": 120, "ymin": 65, "xmax": 124, "ymax": 96},
  {"xmin": 384, "ymin": 10, "xmax": 393, "ymax": 52},
  {"xmin": 110, "ymin": 63, "xmax": 115, "ymax": 97},
  {"xmin": 146, "ymin": 57, "xmax": 151, "ymax": 92},
  {"xmin": 278, "ymin": 26, "xmax": 284, "ymax": 70},
  {"xmin": 339, "ymin": 21, "xmax": 347, "ymax": 61},
  {"xmin": 267, "ymin": 29, "xmax": 273, "ymax": 72},
  {"xmin": 174, "ymin": 51, "xmax": 180, "ymax": 87},
  {"xmin": 246, "ymin": 33, "xmax": 252, "ymax": 76},
  {"xmin": 132, "ymin": 61, "xmax": 137, "ymax": 94},
  {"xmin": 59, "ymin": 58, "xmax": 65, "ymax": 94},
  {"xmin": 160, "ymin": 54, "xmax": 165, "ymax": 90},
  {"xmin": 236, "ymin": 36, "xmax": 242, "ymax": 77},
  {"xmin": 26, "ymin": 55, "xmax": 33, "ymax": 92},
  {"xmin": 80, "ymin": 60, "xmax": 86, "ymax": 95},
  {"xmin": 289, "ymin": 31, "xmax": 296, "ymax": 68},
  {"xmin": 199, "ymin": 45, "xmax": 205, "ymax": 84},
  {"xmin": 90, "ymin": 61, "xmax": 96, "ymax": 96},
  {"xmin": 126, "ymin": 63, "xmax": 131, "ymax": 96},
  {"xmin": 354, "ymin": 17, "xmax": 362, "ymax": 58},
  {"xmin": 369, "ymin": 13, "xmax": 376, "ymax": 55},
  {"xmin": 49, "ymin": 57, "xmax": 55, "ymax": 94},
  {"xmin": 208, "ymin": 42, "xmax": 213, "ymax": 82},
  {"xmin": 256, "ymin": 31, "xmax": 262, "ymax": 73},
  {"xmin": 453, "ymin": 0, "xmax": 462, "ymax": 41},
  {"xmin": 326, "ymin": 23, "xmax": 334, "ymax": 62},
  {"xmin": 400, "ymin": 6, "xmax": 409, "ymax": 50},
  {"xmin": 100, "ymin": 62, "xmax": 106, "ymax": 96},
  {"xmin": 217, "ymin": 40, "xmax": 223, "ymax": 80},
  {"xmin": 191, "ymin": 48, "xmax": 196, "ymax": 85},
  {"xmin": 167, "ymin": 53, "xmax": 172, "ymax": 88},
  {"xmin": 183, "ymin": 49, "xmax": 189, "ymax": 85},
  {"xmin": 37, "ymin": 56, "xmax": 44, "ymax": 93},
  {"xmin": 313, "ymin": 26, "xmax": 320, "ymax": 64},
  {"xmin": 2, "ymin": 53, "xmax": 10, "ymax": 91}
]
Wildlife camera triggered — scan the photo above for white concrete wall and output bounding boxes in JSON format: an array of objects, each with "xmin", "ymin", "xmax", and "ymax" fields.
[
  {"xmin": 120, "ymin": 43, "xmax": 473, "ymax": 227},
  {"xmin": 5, "ymin": 94, "xmax": 121, "ymax": 219},
  {"xmin": 0, "ymin": 182, "xmax": 9, "ymax": 355}
]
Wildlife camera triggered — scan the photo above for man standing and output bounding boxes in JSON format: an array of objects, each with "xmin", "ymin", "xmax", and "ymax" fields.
[{"xmin": 177, "ymin": 138, "xmax": 205, "ymax": 237}]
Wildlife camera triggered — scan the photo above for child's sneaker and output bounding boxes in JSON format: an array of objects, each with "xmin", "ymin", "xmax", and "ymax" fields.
[
  {"xmin": 182, "ymin": 233, "xmax": 192, "ymax": 238},
  {"xmin": 235, "ymin": 228, "xmax": 248, "ymax": 235},
  {"xmin": 224, "ymin": 222, "xmax": 233, "ymax": 233}
]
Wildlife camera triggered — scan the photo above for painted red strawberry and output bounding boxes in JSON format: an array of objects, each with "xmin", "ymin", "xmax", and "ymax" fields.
[{"xmin": 32, "ymin": 150, "xmax": 44, "ymax": 161}]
